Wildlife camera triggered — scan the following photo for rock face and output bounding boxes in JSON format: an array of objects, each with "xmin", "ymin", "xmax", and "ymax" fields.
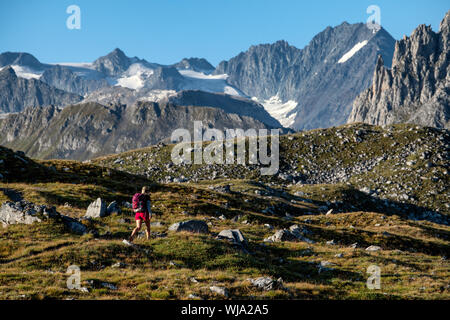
[
  {"xmin": 85, "ymin": 198, "xmax": 107, "ymax": 218},
  {"xmin": 0, "ymin": 67, "xmax": 82, "ymax": 113},
  {"xmin": 168, "ymin": 220, "xmax": 209, "ymax": 234},
  {"xmin": 0, "ymin": 101, "xmax": 278, "ymax": 160},
  {"xmin": 214, "ymin": 23, "xmax": 395, "ymax": 130},
  {"xmin": 348, "ymin": 10, "xmax": 450, "ymax": 129},
  {"xmin": 40, "ymin": 65, "xmax": 109, "ymax": 96}
]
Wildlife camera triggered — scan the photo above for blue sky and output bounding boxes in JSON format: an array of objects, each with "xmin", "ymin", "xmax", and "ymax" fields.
[{"xmin": 0, "ymin": 0, "xmax": 448, "ymax": 66}]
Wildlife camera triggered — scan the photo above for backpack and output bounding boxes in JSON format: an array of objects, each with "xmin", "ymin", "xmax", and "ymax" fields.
[{"xmin": 132, "ymin": 193, "xmax": 147, "ymax": 213}]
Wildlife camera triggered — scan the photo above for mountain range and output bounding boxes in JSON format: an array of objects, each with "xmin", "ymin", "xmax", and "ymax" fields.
[
  {"xmin": 0, "ymin": 21, "xmax": 397, "ymax": 130},
  {"xmin": 0, "ymin": 11, "xmax": 448, "ymax": 160}
]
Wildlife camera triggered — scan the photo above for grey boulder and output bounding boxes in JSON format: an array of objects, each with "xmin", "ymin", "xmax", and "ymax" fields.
[
  {"xmin": 85, "ymin": 198, "xmax": 107, "ymax": 218},
  {"xmin": 217, "ymin": 229, "xmax": 247, "ymax": 246},
  {"xmin": 106, "ymin": 201, "xmax": 121, "ymax": 215},
  {"xmin": 168, "ymin": 220, "xmax": 209, "ymax": 234}
]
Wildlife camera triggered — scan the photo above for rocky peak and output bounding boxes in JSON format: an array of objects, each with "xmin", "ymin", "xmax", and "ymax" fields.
[
  {"xmin": 439, "ymin": 10, "xmax": 450, "ymax": 33},
  {"xmin": 173, "ymin": 58, "xmax": 214, "ymax": 72},
  {"xmin": 93, "ymin": 48, "xmax": 132, "ymax": 77},
  {"xmin": 348, "ymin": 10, "xmax": 449, "ymax": 129},
  {"xmin": 0, "ymin": 52, "xmax": 44, "ymax": 70}
]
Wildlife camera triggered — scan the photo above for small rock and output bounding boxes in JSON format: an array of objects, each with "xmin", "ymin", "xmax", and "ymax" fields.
[
  {"xmin": 106, "ymin": 201, "xmax": 121, "ymax": 215},
  {"xmin": 210, "ymin": 286, "xmax": 229, "ymax": 298},
  {"xmin": 217, "ymin": 229, "xmax": 247, "ymax": 246},
  {"xmin": 111, "ymin": 262, "xmax": 126, "ymax": 268},
  {"xmin": 365, "ymin": 245, "xmax": 382, "ymax": 252},
  {"xmin": 249, "ymin": 277, "xmax": 284, "ymax": 291}
]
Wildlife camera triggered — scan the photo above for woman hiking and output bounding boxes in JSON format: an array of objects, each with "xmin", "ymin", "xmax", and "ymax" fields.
[{"xmin": 129, "ymin": 186, "xmax": 152, "ymax": 242}]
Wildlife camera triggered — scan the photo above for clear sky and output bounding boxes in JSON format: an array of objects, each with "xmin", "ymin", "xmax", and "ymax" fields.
[{"xmin": 0, "ymin": 0, "xmax": 448, "ymax": 66}]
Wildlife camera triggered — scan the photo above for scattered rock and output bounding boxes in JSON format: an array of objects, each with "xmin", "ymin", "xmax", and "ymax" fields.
[
  {"xmin": 85, "ymin": 198, "xmax": 107, "ymax": 218},
  {"xmin": 106, "ymin": 201, "xmax": 121, "ymax": 215},
  {"xmin": 111, "ymin": 262, "xmax": 126, "ymax": 268},
  {"xmin": 264, "ymin": 225, "xmax": 315, "ymax": 244},
  {"xmin": 209, "ymin": 286, "xmax": 229, "ymax": 298},
  {"xmin": 168, "ymin": 220, "xmax": 209, "ymax": 234},
  {"xmin": 365, "ymin": 245, "xmax": 382, "ymax": 252},
  {"xmin": 61, "ymin": 216, "xmax": 88, "ymax": 235},
  {"xmin": 249, "ymin": 277, "xmax": 284, "ymax": 291},
  {"xmin": 318, "ymin": 261, "xmax": 336, "ymax": 273},
  {"xmin": 217, "ymin": 229, "xmax": 247, "ymax": 246},
  {"xmin": 122, "ymin": 201, "xmax": 132, "ymax": 209}
]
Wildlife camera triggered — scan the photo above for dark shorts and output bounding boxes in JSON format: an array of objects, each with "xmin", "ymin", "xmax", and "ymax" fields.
[{"xmin": 135, "ymin": 211, "xmax": 150, "ymax": 222}]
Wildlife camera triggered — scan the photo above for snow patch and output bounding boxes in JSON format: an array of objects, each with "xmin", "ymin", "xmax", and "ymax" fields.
[
  {"xmin": 179, "ymin": 70, "xmax": 228, "ymax": 80},
  {"xmin": 338, "ymin": 40, "xmax": 368, "ymax": 64},
  {"xmin": 113, "ymin": 63, "xmax": 154, "ymax": 90},
  {"xmin": 179, "ymin": 70, "xmax": 244, "ymax": 97},
  {"xmin": 254, "ymin": 96, "xmax": 298, "ymax": 128},
  {"xmin": 50, "ymin": 62, "xmax": 95, "ymax": 69},
  {"xmin": 137, "ymin": 90, "xmax": 178, "ymax": 102},
  {"xmin": 9, "ymin": 65, "xmax": 43, "ymax": 79}
]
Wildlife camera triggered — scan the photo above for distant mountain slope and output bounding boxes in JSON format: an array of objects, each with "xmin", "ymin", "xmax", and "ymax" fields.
[
  {"xmin": 165, "ymin": 90, "xmax": 282, "ymax": 127},
  {"xmin": 0, "ymin": 101, "xmax": 278, "ymax": 160},
  {"xmin": 0, "ymin": 67, "xmax": 82, "ymax": 113},
  {"xmin": 348, "ymin": 11, "xmax": 450, "ymax": 129},
  {"xmin": 215, "ymin": 23, "xmax": 396, "ymax": 129},
  {"xmin": 40, "ymin": 65, "xmax": 110, "ymax": 96}
]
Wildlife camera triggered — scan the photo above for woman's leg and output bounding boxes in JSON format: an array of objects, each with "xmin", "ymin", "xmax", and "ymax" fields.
[
  {"xmin": 129, "ymin": 219, "xmax": 142, "ymax": 242},
  {"xmin": 144, "ymin": 219, "xmax": 151, "ymax": 240}
]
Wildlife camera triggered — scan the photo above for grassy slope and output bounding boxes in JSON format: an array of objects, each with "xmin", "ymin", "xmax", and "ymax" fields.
[{"xmin": 0, "ymin": 124, "xmax": 449, "ymax": 300}]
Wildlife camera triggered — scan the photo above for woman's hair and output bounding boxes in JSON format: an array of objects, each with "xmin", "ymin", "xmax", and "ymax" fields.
[{"xmin": 141, "ymin": 186, "xmax": 149, "ymax": 194}]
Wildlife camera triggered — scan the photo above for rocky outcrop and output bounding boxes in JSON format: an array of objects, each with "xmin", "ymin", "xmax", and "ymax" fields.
[
  {"xmin": 0, "ymin": 201, "xmax": 46, "ymax": 226},
  {"xmin": 348, "ymin": 10, "xmax": 450, "ymax": 129},
  {"xmin": 0, "ymin": 67, "xmax": 82, "ymax": 113},
  {"xmin": 0, "ymin": 200, "xmax": 87, "ymax": 234}
]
